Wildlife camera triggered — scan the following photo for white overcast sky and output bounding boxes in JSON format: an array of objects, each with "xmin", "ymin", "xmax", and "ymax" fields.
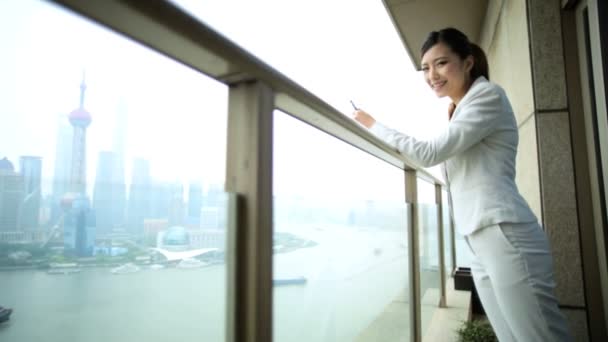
[{"xmin": 0, "ymin": 0, "xmax": 447, "ymax": 203}]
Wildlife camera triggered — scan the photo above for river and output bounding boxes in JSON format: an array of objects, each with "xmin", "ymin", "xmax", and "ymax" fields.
[{"xmin": 1, "ymin": 227, "xmax": 412, "ymax": 342}]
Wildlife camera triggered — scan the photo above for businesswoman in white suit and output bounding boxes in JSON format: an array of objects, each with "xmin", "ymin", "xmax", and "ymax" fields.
[{"xmin": 353, "ymin": 28, "xmax": 573, "ymax": 342}]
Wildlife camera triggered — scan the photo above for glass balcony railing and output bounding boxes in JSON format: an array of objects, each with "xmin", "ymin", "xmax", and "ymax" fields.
[
  {"xmin": 0, "ymin": 1, "xmax": 228, "ymax": 341},
  {"xmin": 416, "ymin": 179, "xmax": 440, "ymax": 337},
  {"xmin": 0, "ymin": 1, "xmax": 464, "ymax": 342},
  {"xmin": 273, "ymin": 111, "xmax": 409, "ymax": 341}
]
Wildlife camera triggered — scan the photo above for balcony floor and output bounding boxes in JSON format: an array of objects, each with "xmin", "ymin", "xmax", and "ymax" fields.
[{"xmin": 356, "ymin": 277, "xmax": 472, "ymax": 342}]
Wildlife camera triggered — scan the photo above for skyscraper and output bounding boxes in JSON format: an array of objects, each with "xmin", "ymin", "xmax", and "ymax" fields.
[
  {"xmin": 168, "ymin": 182, "xmax": 184, "ymax": 226},
  {"xmin": 50, "ymin": 113, "xmax": 72, "ymax": 225},
  {"xmin": 201, "ymin": 182, "xmax": 227, "ymax": 230},
  {"xmin": 127, "ymin": 158, "xmax": 151, "ymax": 236},
  {"xmin": 63, "ymin": 195, "xmax": 96, "ymax": 256},
  {"xmin": 187, "ymin": 182, "xmax": 203, "ymax": 225},
  {"xmin": 0, "ymin": 158, "xmax": 25, "ymax": 232},
  {"xmin": 18, "ymin": 156, "xmax": 42, "ymax": 230},
  {"xmin": 110, "ymin": 99, "xmax": 127, "ymax": 229},
  {"xmin": 93, "ymin": 151, "xmax": 116, "ymax": 235},
  {"xmin": 148, "ymin": 181, "xmax": 170, "ymax": 220}
]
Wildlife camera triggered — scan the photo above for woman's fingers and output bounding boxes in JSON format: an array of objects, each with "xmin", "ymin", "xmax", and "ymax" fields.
[{"xmin": 352, "ymin": 109, "xmax": 376, "ymax": 128}]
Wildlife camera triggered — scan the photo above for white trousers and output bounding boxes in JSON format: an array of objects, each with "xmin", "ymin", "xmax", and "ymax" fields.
[{"xmin": 466, "ymin": 222, "xmax": 574, "ymax": 342}]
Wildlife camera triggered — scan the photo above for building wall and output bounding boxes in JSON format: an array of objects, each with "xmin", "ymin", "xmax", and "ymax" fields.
[
  {"xmin": 528, "ymin": 0, "xmax": 591, "ymax": 339},
  {"xmin": 482, "ymin": 0, "xmax": 590, "ymax": 340},
  {"xmin": 481, "ymin": 0, "xmax": 542, "ymax": 221},
  {"xmin": 561, "ymin": 2, "xmax": 608, "ymax": 340}
]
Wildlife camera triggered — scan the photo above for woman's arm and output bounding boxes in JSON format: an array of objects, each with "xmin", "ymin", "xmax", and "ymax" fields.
[{"xmin": 355, "ymin": 84, "xmax": 505, "ymax": 167}]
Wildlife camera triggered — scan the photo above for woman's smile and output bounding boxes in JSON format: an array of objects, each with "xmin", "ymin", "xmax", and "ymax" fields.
[{"xmin": 431, "ymin": 80, "xmax": 447, "ymax": 92}]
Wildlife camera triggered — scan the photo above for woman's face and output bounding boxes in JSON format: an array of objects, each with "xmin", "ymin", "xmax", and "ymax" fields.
[{"xmin": 421, "ymin": 42, "xmax": 473, "ymax": 104}]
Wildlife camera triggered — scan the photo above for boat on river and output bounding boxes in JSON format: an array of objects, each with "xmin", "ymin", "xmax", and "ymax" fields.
[
  {"xmin": 47, "ymin": 263, "xmax": 81, "ymax": 275},
  {"xmin": 0, "ymin": 306, "xmax": 12, "ymax": 323},
  {"xmin": 111, "ymin": 263, "xmax": 140, "ymax": 274},
  {"xmin": 177, "ymin": 258, "xmax": 206, "ymax": 269},
  {"xmin": 273, "ymin": 276, "xmax": 307, "ymax": 286},
  {"xmin": 47, "ymin": 268, "xmax": 81, "ymax": 275}
]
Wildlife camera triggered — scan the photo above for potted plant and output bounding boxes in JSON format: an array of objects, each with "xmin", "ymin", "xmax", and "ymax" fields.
[{"xmin": 456, "ymin": 319, "xmax": 497, "ymax": 342}]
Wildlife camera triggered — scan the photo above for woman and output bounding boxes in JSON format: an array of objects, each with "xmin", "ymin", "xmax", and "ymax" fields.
[{"xmin": 352, "ymin": 28, "xmax": 573, "ymax": 342}]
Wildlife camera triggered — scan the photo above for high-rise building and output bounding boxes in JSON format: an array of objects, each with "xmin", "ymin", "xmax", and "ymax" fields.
[
  {"xmin": 50, "ymin": 113, "xmax": 72, "ymax": 225},
  {"xmin": 126, "ymin": 158, "xmax": 151, "ymax": 236},
  {"xmin": 204, "ymin": 182, "xmax": 224, "ymax": 208},
  {"xmin": 110, "ymin": 99, "xmax": 127, "ymax": 229},
  {"xmin": 18, "ymin": 156, "xmax": 42, "ymax": 230},
  {"xmin": 62, "ymin": 76, "xmax": 95, "ymax": 257},
  {"xmin": 201, "ymin": 182, "xmax": 227, "ymax": 230},
  {"xmin": 168, "ymin": 182, "xmax": 184, "ymax": 226},
  {"xmin": 93, "ymin": 151, "xmax": 116, "ymax": 235},
  {"xmin": 0, "ymin": 158, "xmax": 25, "ymax": 232},
  {"xmin": 63, "ymin": 196, "xmax": 96, "ymax": 256},
  {"xmin": 148, "ymin": 181, "xmax": 170, "ymax": 219},
  {"xmin": 187, "ymin": 182, "xmax": 203, "ymax": 225}
]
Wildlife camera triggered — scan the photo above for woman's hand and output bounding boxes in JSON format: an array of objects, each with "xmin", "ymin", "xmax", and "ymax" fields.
[{"xmin": 352, "ymin": 109, "xmax": 376, "ymax": 129}]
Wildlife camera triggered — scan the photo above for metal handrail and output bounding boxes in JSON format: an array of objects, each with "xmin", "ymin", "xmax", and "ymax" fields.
[{"xmin": 50, "ymin": 0, "xmax": 444, "ymax": 186}]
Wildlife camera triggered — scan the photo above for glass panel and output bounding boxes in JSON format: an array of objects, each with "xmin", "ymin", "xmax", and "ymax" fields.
[
  {"xmin": 0, "ymin": 2, "xmax": 228, "ymax": 341},
  {"xmin": 441, "ymin": 189, "xmax": 453, "ymax": 278},
  {"xmin": 416, "ymin": 179, "xmax": 439, "ymax": 337},
  {"xmin": 273, "ymin": 112, "xmax": 409, "ymax": 342},
  {"xmin": 455, "ymin": 233, "xmax": 475, "ymax": 268}
]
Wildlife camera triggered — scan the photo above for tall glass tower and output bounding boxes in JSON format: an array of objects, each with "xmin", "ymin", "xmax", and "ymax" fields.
[
  {"xmin": 18, "ymin": 156, "xmax": 42, "ymax": 230},
  {"xmin": 0, "ymin": 158, "xmax": 24, "ymax": 232},
  {"xmin": 50, "ymin": 113, "xmax": 72, "ymax": 225},
  {"xmin": 93, "ymin": 151, "xmax": 116, "ymax": 235},
  {"xmin": 127, "ymin": 158, "xmax": 151, "ymax": 236}
]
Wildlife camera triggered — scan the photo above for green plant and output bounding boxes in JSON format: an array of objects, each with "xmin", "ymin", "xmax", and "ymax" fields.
[{"xmin": 457, "ymin": 319, "xmax": 498, "ymax": 342}]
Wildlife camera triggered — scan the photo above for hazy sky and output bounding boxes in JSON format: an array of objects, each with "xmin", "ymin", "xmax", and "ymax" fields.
[{"xmin": 0, "ymin": 0, "xmax": 447, "ymax": 203}]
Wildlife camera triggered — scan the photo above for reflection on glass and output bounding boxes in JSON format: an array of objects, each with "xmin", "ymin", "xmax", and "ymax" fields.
[
  {"xmin": 441, "ymin": 189, "xmax": 453, "ymax": 278},
  {"xmin": 273, "ymin": 112, "xmax": 409, "ymax": 341},
  {"xmin": 0, "ymin": 1, "xmax": 227, "ymax": 341},
  {"xmin": 416, "ymin": 179, "xmax": 439, "ymax": 338}
]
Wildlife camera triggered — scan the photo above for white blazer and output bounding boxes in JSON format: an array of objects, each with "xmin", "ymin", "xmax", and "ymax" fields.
[{"xmin": 369, "ymin": 76, "xmax": 537, "ymax": 235}]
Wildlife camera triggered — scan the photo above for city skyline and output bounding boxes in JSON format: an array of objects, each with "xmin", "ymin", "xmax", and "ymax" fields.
[{"xmin": 1, "ymin": 0, "xmax": 449, "ymax": 204}]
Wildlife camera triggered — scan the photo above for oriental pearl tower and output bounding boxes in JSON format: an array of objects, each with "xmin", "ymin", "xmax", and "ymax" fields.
[
  {"xmin": 69, "ymin": 75, "xmax": 91, "ymax": 194},
  {"xmin": 60, "ymin": 74, "xmax": 96, "ymax": 256}
]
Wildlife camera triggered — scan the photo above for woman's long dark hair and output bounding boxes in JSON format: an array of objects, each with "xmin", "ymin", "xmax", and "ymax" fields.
[{"xmin": 421, "ymin": 28, "xmax": 489, "ymax": 81}]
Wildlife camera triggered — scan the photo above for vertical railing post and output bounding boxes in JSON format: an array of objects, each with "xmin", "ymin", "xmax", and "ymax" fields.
[
  {"xmin": 445, "ymin": 186, "xmax": 457, "ymax": 270},
  {"xmin": 451, "ymin": 218, "xmax": 457, "ymax": 271},
  {"xmin": 405, "ymin": 170, "xmax": 421, "ymax": 342},
  {"xmin": 436, "ymin": 184, "xmax": 446, "ymax": 308},
  {"xmin": 226, "ymin": 192, "xmax": 241, "ymax": 342},
  {"xmin": 225, "ymin": 80, "xmax": 274, "ymax": 342}
]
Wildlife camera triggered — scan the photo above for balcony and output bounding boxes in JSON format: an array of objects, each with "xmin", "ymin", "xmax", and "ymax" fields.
[{"xmin": 2, "ymin": 0, "xmax": 606, "ymax": 341}]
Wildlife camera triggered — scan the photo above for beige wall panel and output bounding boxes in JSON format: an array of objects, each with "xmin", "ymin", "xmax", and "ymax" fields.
[
  {"xmin": 527, "ymin": 0, "xmax": 568, "ymax": 110},
  {"xmin": 537, "ymin": 111, "xmax": 585, "ymax": 306},
  {"xmin": 487, "ymin": 0, "xmax": 542, "ymax": 237},
  {"xmin": 486, "ymin": 0, "xmax": 535, "ymax": 124},
  {"xmin": 516, "ymin": 115, "xmax": 542, "ymax": 221}
]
